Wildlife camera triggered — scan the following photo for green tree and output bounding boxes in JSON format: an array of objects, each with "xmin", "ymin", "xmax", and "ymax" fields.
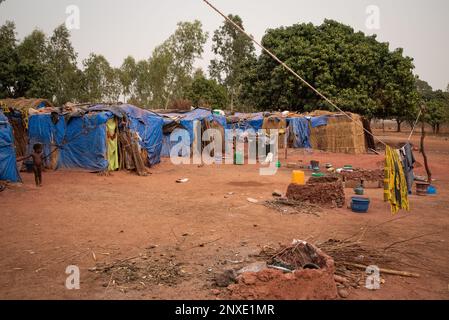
[
  {"xmin": 185, "ymin": 69, "xmax": 228, "ymax": 109},
  {"xmin": 241, "ymin": 20, "xmax": 418, "ymax": 122},
  {"xmin": 0, "ymin": 21, "xmax": 18, "ymax": 98},
  {"xmin": 47, "ymin": 25, "xmax": 81, "ymax": 105},
  {"xmin": 209, "ymin": 15, "xmax": 255, "ymax": 111},
  {"xmin": 159, "ymin": 20, "xmax": 208, "ymax": 108},
  {"xmin": 81, "ymin": 53, "xmax": 121, "ymax": 103},
  {"xmin": 119, "ymin": 56, "xmax": 137, "ymax": 103},
  {"xmin": 416, "ymin": 78, "xmax": 449, "ymax": 134},
  {"xmin": 16, "ymin": 29, "xmax": 54, "ymax": 98}
]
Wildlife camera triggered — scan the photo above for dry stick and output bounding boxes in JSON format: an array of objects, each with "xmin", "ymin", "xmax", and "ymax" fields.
[
  {"xmin": 187, "ymin": 237, "xmax": 223, "ymax": 250},
  {"xmin": 343, "ymin": 262, "xmax": 420, "ymax": 278},
  {"xmin": 201, "ymin": 0, "xmax": 388, "ymax": 148},
  {"xmin": 383, "ymin": 232, "xmax": 440, "ymax": 251}
]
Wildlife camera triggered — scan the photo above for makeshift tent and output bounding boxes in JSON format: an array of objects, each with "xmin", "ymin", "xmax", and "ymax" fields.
[
  {"xmin": 262, "ymin": 115, "xmax": 287, "ymax": 149},
  {"xmin": 0, "ymin": 98, "xmax": 54, "ymax": 157},
  {"xmin": 158, "ymin": 108, "xmax": 226, "ymax": 157},
  {"xmin": 308, "ymin": 111, "xmax": 366, "ymax": 154},
  {"xmin": 28, "ymin": 111, "xmax": 113, "ymax": 171},
  {"xmin": 0, "ymin": 111, "xmax": 21, "ymax": 182},
  {"xmin": 89, "ymin": 104, "xmax": 165, "ymax": 166},
  {"xmin": 228, "ymin": 112, "xmax": 265, "ymax": 131}
]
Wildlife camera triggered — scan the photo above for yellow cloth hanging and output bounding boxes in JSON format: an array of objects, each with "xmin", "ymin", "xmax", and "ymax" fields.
[
  {"xmin": 106, "ymin": 118, "xmax": 119, "ymax": 171},
  {"xmin": 384, "ymin": 145, "xmax": 409, "ymax": 214}
]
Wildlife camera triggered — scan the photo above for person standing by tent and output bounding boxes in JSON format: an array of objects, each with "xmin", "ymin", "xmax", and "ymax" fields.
[
  {"xmin": 106, "ymin": 118, "xmax": 119, "ymax": 171},
  {"xmin": 16, "ymin": 143, "xmax": 44, "ymax": 187}
]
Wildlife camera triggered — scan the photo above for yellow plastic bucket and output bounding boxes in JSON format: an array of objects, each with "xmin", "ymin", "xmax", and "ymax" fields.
[{"xmin": 291, "ymin": 170, "xmax": 305, "ymax": 185}]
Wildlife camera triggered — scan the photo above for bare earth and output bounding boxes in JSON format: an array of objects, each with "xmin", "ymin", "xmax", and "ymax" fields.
[{"xmin": 1, "ymin": 130, "xmax": 449, "ymax": 300}]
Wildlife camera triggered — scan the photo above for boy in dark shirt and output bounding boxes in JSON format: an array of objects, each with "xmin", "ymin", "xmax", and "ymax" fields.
[{"xmin": 17, "ymin": 143, "xmax": 44, "ymax": 187}]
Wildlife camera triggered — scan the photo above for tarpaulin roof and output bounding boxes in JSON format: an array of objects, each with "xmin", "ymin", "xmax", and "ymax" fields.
[
  {"xmin": 0, "ymin": 111, "xmax": 21, "ymax": 182},
  {"xmin": 89, "ymin": 104, "xmax": 164, "ymax": 165},
  {"xmin": 228, "ymin": 112, "xmax": 265, "ymax": 131},
  {"xmin": 28, "ymin": 111, "xmax": 113, "ymax": 171},
  {"xmin": 0, "ymin": 98, "xmax": 54, "ymax": 111},
  {"xmin": 157, "ymin": 108, "xmax": 227, "ymax": 157}
]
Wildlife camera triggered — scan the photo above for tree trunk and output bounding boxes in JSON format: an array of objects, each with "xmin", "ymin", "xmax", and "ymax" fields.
[
  {"xmin": 420, "ymin": 121, "xmax": 432, "ymax": 183},
  {"xmin": 362, "ymin": 117, "xmax": 376, "ymax": 150},
  {"xmin": 396, "ymin": 119, "xmax": 402, "ymax": 132},
  {"xmin": 436, "ymin": 123, "xmax": 440, "ymax": 134}
]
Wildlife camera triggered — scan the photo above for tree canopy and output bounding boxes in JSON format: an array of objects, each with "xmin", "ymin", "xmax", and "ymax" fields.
[{"xmin": 240, "ymin": 20, "xmax": 419, "ymax": 121}]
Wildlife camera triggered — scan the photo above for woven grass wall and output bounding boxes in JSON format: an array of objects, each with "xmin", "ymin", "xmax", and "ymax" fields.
[{"xmin": 310, "ymin": 113, "xmax": 366, "ymax": 154}]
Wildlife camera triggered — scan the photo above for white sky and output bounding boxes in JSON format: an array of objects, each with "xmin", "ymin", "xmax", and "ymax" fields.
[{"xmin": 1, "ymin": 0, "xmax": 448, "ymax": 90}]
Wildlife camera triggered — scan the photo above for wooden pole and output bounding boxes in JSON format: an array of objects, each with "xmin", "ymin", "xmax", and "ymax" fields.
[{"xmin": 420, "ymin": 106, "xmax": 432, "ymax": 183}]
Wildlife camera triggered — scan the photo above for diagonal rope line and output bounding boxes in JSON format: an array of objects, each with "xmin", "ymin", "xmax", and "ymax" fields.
[
  {"xmin": 202, "ymin": 0, "xmax": 388, "ymax": 147},
  {"xmin": 407, "ymin": 108, "xmax": 422, "ymax": 141}
]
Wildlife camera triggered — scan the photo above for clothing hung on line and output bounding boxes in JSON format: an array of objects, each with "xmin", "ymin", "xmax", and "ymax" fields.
[
  {"xmin": 399, "ymin": 142, "xmax": 415, "ymax": 194},
  {"xmin": 384, "ymin": 145, "xmax": 409, "ymax": 214}
]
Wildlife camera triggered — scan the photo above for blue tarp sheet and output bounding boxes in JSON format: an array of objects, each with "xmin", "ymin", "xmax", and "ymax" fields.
[
  {"xmin": 287, "ymin": 117, "xmax": 311, "ymax": 148},
  {"xmin": 159, "ymin": 108, "xmax": 226, "ymax": 157},
  {"xmin": 28, "ymin": 112, "xmax": 112, "ymax": 171},
  {"xmin": 90, "ymin": 104, "xmax": 164, "ymax": 166},
  {"xmin": 230, "ymin": 112, "xmax": 264, "ymax": 131},
  {"xmin": 0, "ymin": 111, "xmax": 21, "ymax": 182},
  {"xmin": 311, "ymin": 116, "xmax": 328, "ymax": 128}
]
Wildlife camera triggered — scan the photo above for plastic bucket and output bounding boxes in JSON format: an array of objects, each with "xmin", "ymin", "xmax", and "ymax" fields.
[
  {"xmin": 291, "ymin": 170, "xmax": 305, "ymax": 185},
  {"xmin": 351, "ymin": 197, "xmax": 370, "ymax": 213},
  {"xmin": 427, "ymin": 185, "xmax": 437, "ymax": 195}
]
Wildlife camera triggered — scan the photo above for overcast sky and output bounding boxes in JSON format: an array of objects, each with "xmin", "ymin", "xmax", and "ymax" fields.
[{"xmin": 1, "ymin": 0, "xmax": 448, "ymax": 90}]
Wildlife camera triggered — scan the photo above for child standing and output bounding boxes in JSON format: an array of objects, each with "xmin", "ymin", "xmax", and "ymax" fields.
[{"xmin": 17, "ymin": 143, "xmax": 44, "ymax": 187}]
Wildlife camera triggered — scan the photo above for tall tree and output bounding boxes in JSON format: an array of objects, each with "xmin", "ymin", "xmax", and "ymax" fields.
[
  {"xmin": 160, "ymin": 20, "xmax": 208, "ymax": 108},
  {"xmin": 16, "ymin": 29, "xmax": 53, "ymax": 98},
  {"xmin": 209, "ymin": 14, "xmax": 255, "ymax": 111},
  {"xmin": 0, "ymin": 21, "xmax": 18, "ymax": 98},
  {"xmin": 240, "ymin": 20, "xmax": 418, "ymax": 121},
  {"xmin": 47, "ymin": 25, "xmax": 80, "ymax": 105},
  {"xmin": 82, "ymin": 53, "xmax": 120, "ymax": 103},
  {"xmin": 185, "ymin": 69, "xmax": 228, "ymax": 109},
  {"xmin": 119, "ymin": 56, "xmax": 137, "ymax": 103}
]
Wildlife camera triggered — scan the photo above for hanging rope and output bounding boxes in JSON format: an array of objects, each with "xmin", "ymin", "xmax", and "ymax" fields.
[
  {"xmin": 201, "ymin": 0, "xmax": 388, "ymax": 147},
  {"xmin": 407, "ymin": 108, "xmax": 422, "ymax": 141}
]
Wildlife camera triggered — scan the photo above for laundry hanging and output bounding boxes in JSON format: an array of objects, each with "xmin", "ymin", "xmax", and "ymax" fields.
[
  {"xmin": 384, "ymin": 145, "xmax": 409, "ymax": 214},
  {"xmin": 399, "ymin": 143, "xmax": 415, "ymax": 194}
]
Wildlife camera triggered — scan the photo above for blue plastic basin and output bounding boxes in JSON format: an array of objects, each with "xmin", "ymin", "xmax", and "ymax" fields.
[{"xmin": 351, "ymin": 197, "xmax": 370, "ymax": 213}]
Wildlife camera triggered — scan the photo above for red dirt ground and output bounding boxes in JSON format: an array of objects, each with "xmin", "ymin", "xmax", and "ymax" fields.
[{"xmin": 1, "ymin": 130, "xmax": 448, "ymax": 300}]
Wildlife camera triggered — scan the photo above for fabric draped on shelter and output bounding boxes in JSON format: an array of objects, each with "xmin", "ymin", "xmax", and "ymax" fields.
[
  {"xmin": 310, "ymin": 116, "xmax": 328, "ymax": 128},
  {"xmin": 106, "ymin": 118, "xmax": 119, "ymax": 171},
  {"xmin": 288, "ymin": 117, "xmax": 311, "ymax": 148},
  {"xmin": 0, "ymin": 111, "xmax": 21, "ymax": 182},
  {"xmin": 384, "ymin": 145, "xmax": 409, "ymax": 214}
]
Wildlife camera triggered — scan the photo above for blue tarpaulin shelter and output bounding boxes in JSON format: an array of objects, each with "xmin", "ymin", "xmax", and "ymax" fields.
[
  {"xmin": 25, "ymin": 104, "xmax": 165, "ymax": 171},
  {"xmin": 89, "ymin": 104, "xmax": 165, "ymax": 166},
  {"xmin": 28, "ymin": 111, "xmax": 113, "ymax": 171},
  {"xmin": 158, "ymin": 108, "xmax": 226, "ymax": 157},
  {"xmin": 230, "ymin": 112, "xmax": 264, "ymax": 131},
  {"xmin": 0, "ymin": 111, "xmax": 21, "ymax": 182},
  {"xmin": 287, "ymin": 117, "xmax": 311, "ymax": 148}
]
